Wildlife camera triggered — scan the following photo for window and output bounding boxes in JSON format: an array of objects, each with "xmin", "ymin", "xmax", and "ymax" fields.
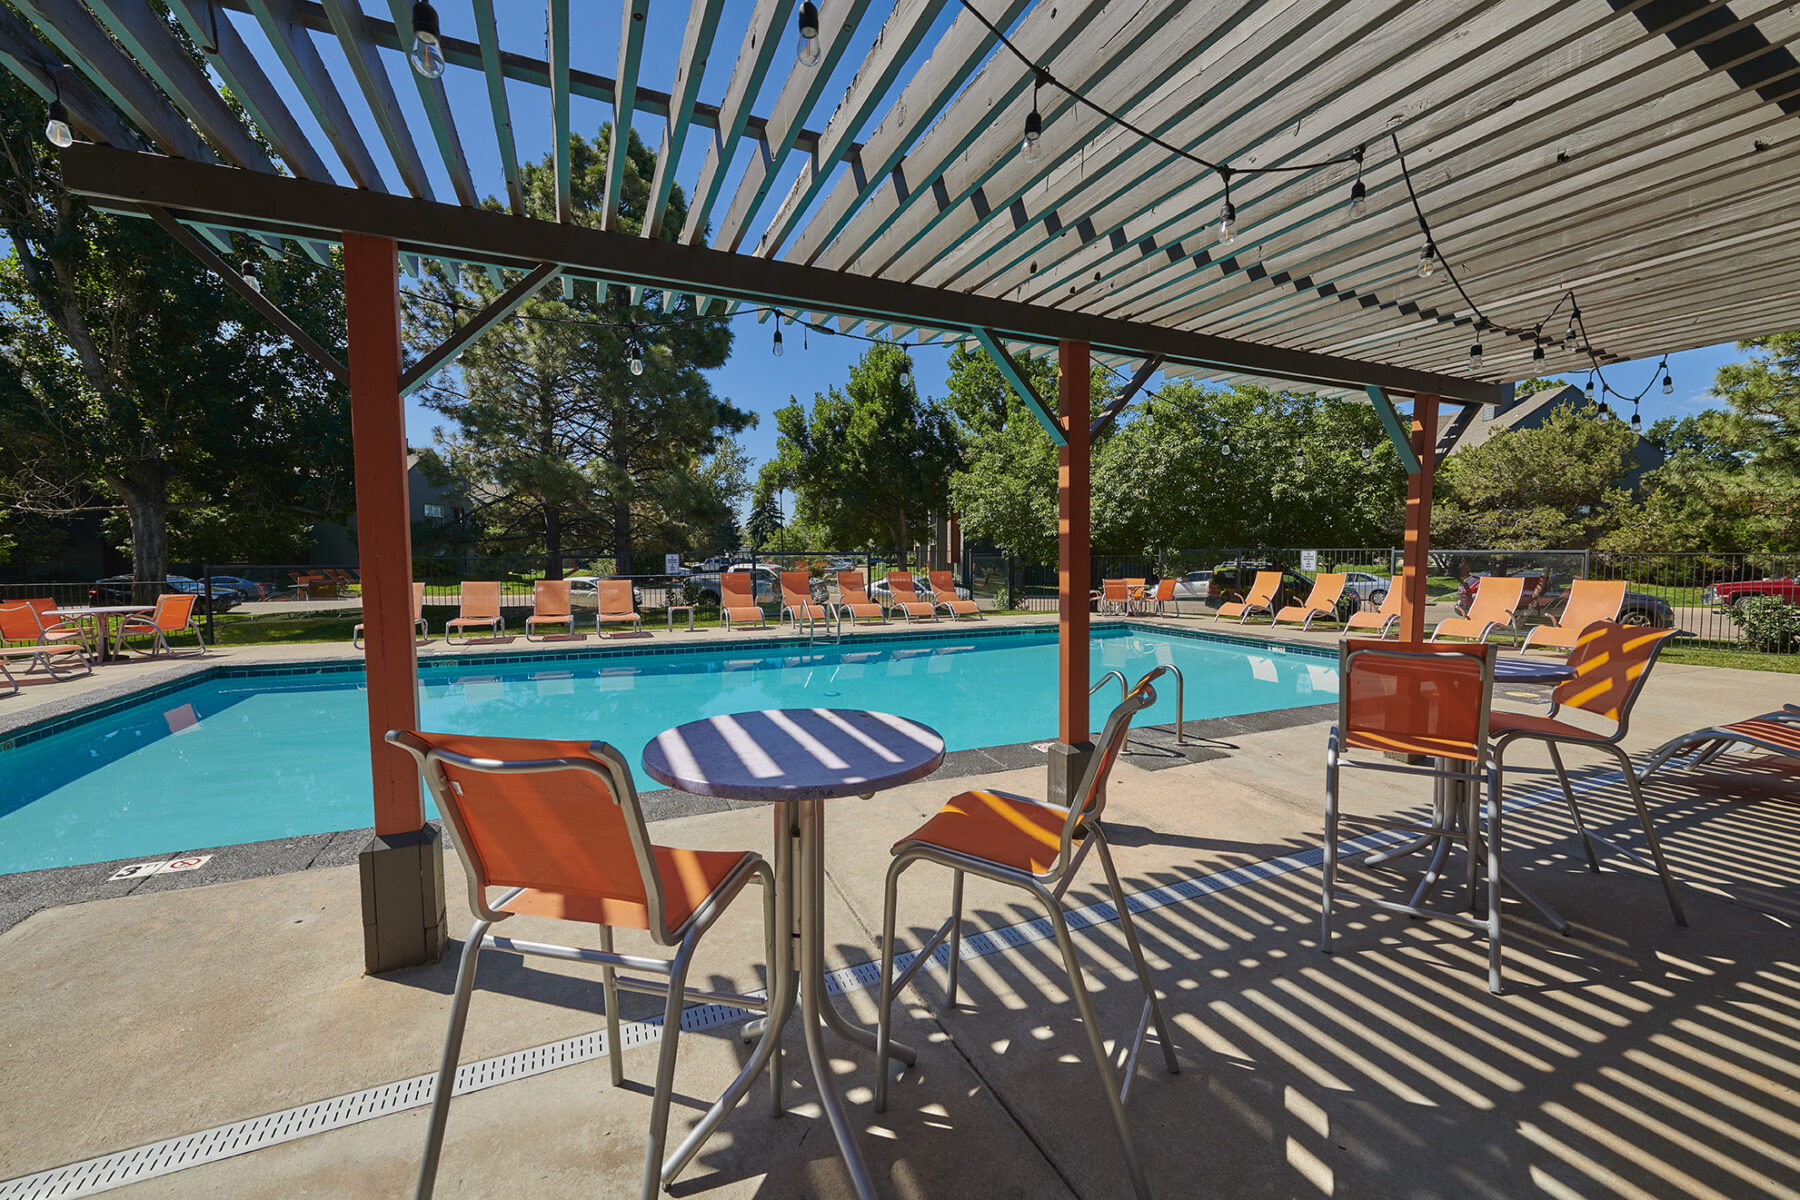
[{"xmin": 423, "ymin": 503, "xmax": 446, "ymax": 519}]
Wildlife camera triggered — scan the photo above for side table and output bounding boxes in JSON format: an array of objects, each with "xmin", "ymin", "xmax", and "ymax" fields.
[{"xmin": 667, "ymin": 604, "xmax": 695, "ymax": 632}]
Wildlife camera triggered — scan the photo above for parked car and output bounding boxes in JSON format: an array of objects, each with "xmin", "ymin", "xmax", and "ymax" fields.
[
  {"xmin": 1339, "ymin": 571, "xmax": 1390, "ymax": 605},
  {"xmin": 564, "ymin": 576, "xmax": 642, "ymax": 609},
  {"xmin": 1703, "ymin": 578, "xmax": 1800, "ymax": 608},
  {"xmin": 205, "ymin": 574, "xmax": 274, "ymax": 601},
  {"xmin": 89, "ymin": 575, "xmax": 239, "ymax": 614}
]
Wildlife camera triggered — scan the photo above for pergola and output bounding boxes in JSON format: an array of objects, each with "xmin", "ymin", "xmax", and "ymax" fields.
[{"xmin": 5, "ymin": 0, "xmax": 1796, "ymax": 971}]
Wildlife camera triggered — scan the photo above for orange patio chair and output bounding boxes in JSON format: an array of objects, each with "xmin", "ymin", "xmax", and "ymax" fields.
[
  {"xmin": 835, "ymin": 571, "xmax": 887, "ymax": 624},
  {"xmin": 780, "ymin": 570, "xmax": 832, "ymax": 631},
  {"xmin": 1322, "ymin": 640, "xmax": 1507, "ymax": 990},
  {"xmin": 117, "ymin": 594, "xmax": 206, "ymax": 658},
  {"xmin": 1640, "ymin": 703, "xmax": 1800, "ymax": 777},
  {"xmin": 444, "ymin": 581, "xmax": 504, "ymax": 643},
  {"xmin": 19, "ymin": 597, "xmax": 94, "ymax": 658},
  {"xmin": 720, "ymin": 571, "xmax": 765, "ymax": 630},
  {"xmin": 596, "ymin": 579, "xmax": 642, "ymax": 635},
  {"xmin": 1488, "ymin": 623, "xmax": 1686, "ymax": 926},
  {"xmin": 1098, "ymin": 578, "xmax": 1131, "ymax": 615},
  {"xmin": 0, "ymin": 602, "xmax": 92, "ymax": 690},
  {"xmin": 1214, "ymin": 570, "xmax": 1280, "ymax": 624},
  {"xmin": 1344, "ymin": 588, "xmax": 1402, "ymax": 637},
  {"xmin": 928, "ymin": 570, "xmax": 980, "ymax": 620},
  {"xmin": 1124, "ymin": 576, "xmax": 1148, "ymax": 614},
  {"xmin": 525, "ymin": 579, "xmax": 577, "ymax": 640},
  {"xmin": 1146, "ymin": 577, "xmax": 1183, "ymax": 617},
  {"xmin": 1272, "ymin": 572, "xmax": 1347, "ymax": 631},
  {"xmin": 886, "ymin": 572, "xmax": 936, "ymax": 622},
  {"xmin": 874, "ymin": 671, "xmax": 1181, "ymax": 1199},
  {"xmin": 1518, "ymin": 579, "xmax": 1627, "ymax": 653},
  {"xmin": 387, "ymin": 731, "xmax": 778, "ymax": 1200},
  {"xmin": 352, "ymin": 581, "xmax": 429, "ymax": 649},
  {"xmin": 1430, "ymin": 575, "xmax": 1524, "ymax": 644}
]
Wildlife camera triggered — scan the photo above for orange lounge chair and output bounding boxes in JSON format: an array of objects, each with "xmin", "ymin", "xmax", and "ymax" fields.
[
  {"xmin": 1344, "ymin": 588, "xmax": 1402, "ymax": 637},
  {"xmin": 117, "ymin": 594, "xmax": 206, "ymax": 658},
  {"xmin": 873, "ymin": 670, "xmax": 1180, "ymax": 1194},
  {"xmin": 1518, "ymin": 579, "xmax": 1626, "ymax": 653},
  {"xmin": 1431, "ymin": 575, "xmax": 1524, "ymax": 644},
  {"xmin": 780, "ymin": 571, "xmax": 832, "ymax": 630},
  {"xmin": 352, "ymin": 581, "xmax": 429, "ymax": 648},
  {"xmin": 929, "ymin": 571, "xmax": 980, "ymax": 620},
  {"xmin": 444, "ymin": 581, "xmax": 504, "ymax": 643},
  {"xmin": 526, "ymin": 579, "xmax": 578, "ymax": 640},
  {"xmin": 387, "ymin": 731, "xmax": 777, "ymax": 1200},
  {"xmin": 595, "ymin": 580, "xmax": 643, "ymax": 635},
  {"xmin": 1214, "ymin": 570, "xmax": 1281, "ymax": 624},
  {"xmin": 720, "ymin": 572, "xmax": 765, "ymax": 630},
  {"xmin": 0, "ymin": 602, "xmax": 93, "ymax": 691},
  {"xmin": 1098, "ymin": 579, "xmax": 1130, "ymax": 615},
  {"xmin": 1272, "ymin": 573, "xmax": 1346, "ymax": 631},
  {"xmin": 836, "ymin": 572, "xmax": 887, "ymax": 624},
  {"xmin": 886, "ymin": 572, "xmax": 936, "ymax": 622},
  {"xmin": 1640, "ymin": 703, "xmax": 1800, "ymax": 777}
]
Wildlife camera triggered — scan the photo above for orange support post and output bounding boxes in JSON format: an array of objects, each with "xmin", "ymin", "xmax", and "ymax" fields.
[
  {"xmin": 1058, "ymin": 340, "xmax": 1091, "ymax": 748},
  {"xmin": 346, "ymin": 232, "xmax": 444, "ymax": 973},
  {"xmin": 1398, "ymin": 393, "xmax": 1439, "ymax": 642}
]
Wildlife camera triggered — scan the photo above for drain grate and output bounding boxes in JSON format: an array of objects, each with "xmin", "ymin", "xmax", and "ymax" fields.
[{"xmin": 0, "ymin": 771, "xmax": 1594, "ymax": 1199}]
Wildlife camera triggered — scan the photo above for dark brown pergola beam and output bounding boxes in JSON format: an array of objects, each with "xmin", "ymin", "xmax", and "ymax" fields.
[
  {"xmin": 67, "ymin": 147, "xmax": 1501, "ymax": 406},
  {"xmin": 399, "ymin": 262, "xmax": 561, "ymax": 397},
  {"xmin": 1090, "ymin": 356, "xmax": 1165, "ymax": 438},
  {"xmin": 143, "ymin": 204, "xmax": 349, "ymax": 384}
]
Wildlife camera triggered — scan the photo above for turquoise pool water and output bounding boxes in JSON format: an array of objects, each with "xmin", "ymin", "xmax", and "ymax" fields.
[{"xmin": 0, "ymin": 628, "xmax": 1337, "ymax": 874}]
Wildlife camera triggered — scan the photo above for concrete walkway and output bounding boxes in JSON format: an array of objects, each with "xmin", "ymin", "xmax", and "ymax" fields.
[{"xmin": 0, "ymin": 647, "xmax": 1794, "ymax": 1198}]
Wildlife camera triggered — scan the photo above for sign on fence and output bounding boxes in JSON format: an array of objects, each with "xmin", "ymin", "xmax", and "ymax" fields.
[
  {"xmin": 665, "ymin": 553, "xmax": 681, "ymax": 574},
  {"xmin": 1300, "ymin": 550, "xmax": 1318, "ymax": 571}
]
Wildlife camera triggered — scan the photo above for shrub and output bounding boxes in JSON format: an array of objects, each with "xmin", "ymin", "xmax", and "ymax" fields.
[{"xmin": 1725, "ymin": 595, "xmax": 1800, "ymax": 653}]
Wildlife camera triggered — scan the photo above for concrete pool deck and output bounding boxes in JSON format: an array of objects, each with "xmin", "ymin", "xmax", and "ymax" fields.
[{"xmin": 0, "ymin": 621, "xmax": 1794, "ymax": 1198}]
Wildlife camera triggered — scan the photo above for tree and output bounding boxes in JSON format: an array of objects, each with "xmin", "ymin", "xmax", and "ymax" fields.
[
  {"xmin": 692, "ymin": 438, "xmax": 750, "ymax": 555},
  {"xmin": 1434, "ymin": 400, "xmax": 1638, "ymax": 548},
  {"xmin": 745, "ymin": 490, "xmax": 784, "ymax": 555},
  {"xmin": 407, "ymin": 125, "xmax": 749, "ymax": 577},
  {"xmin": 767, "ymin": 343, "xmax": 961, "ymax": 568},
  {"xmin": 0, "ymin": 73, "xmax": 351, "ymax": 593},
  {"xmin": 1515, "ymin": 376, "xmax": 1565, "ymax": 398}
]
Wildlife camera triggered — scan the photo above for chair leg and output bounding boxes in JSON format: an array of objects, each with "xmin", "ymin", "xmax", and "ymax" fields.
[
  {"xmin": 1321, "ymin": 740, "xmax": 1340, "ymax": 954},
  {"xmin": 1545, "ymin": 742, "xmax": 1600, "ymax": 872},
  {"xmin": 946, "ymin": 870, "xmax": 965, "ymax": 1008},
  {"xmin": 599, "ymin": 926, "xmax": 624, "ymax": 1087},
  {"xmin": 1039, "ymin": 891, "xmax": 1155, "ymax": 1200},
  {"xmin": 1608, "ymin": 745, "xmax": 1687, "ymax": 927},
  {"xmin": 1092, "ymin": 829, "xmax": 1179, "ymax": 1075},
  {"xmin": 1484, "ymin": 767, "xmax": 1504, "ymax": 996},
  {"xmin": 415, "ymin": 919, "xmax": 489, "ymax": 1200},
  {"xmin": 875, "ymin": 855, "xmax": 909, "ymax": 1114},
  {"xmin": 641, "ymin": 946, "xmax": 696, "ymax": 1200}
]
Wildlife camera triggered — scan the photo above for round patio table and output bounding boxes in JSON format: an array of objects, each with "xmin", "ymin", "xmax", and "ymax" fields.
[
  {"xmin": 48, "ymin": 605, "xmax": 153, "ymax": 664},
  {"xmin": 1492, "ymin": 656, "xmax": 1575, "ymax": 685},
  {"xmin": 642, "ymin": 708, "xmax": 946, "ymax": 1200}
]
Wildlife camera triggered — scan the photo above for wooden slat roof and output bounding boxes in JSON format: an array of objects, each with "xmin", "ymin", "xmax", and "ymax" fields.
[{"xmin": 12, "ymin": 0, "xmax": 1796, "ymax": 403}]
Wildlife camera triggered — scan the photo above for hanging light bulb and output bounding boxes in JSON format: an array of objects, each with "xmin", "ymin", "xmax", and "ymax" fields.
[
  {"xmin": 1468, "ymin": 340, "xmax": 1483, "ymax": 371},
  {"xmin": 796, "ymin": 2, "xmax": 822, "ymax": 68},
  {"xmin": 1662, "ymin": 370, "xmax": 1673, "ymax": 395},
  {"xmin": 44, "ymin": 98, "xmax": 73, "ymax": 149},
  {"xmin": 242, "ymin": 260, "xmax": 261, "ymax": 295},
  {"xmin": 628, "ymin": 344, "xmax": 644, "ymax": 376},
  {"xmin": 1416, "ymin": 240, "xmax": 1436, "ymax": 278},
  {"xmin": 1217, "ymin": 200, "xmax": 1236, "ymax": 246},
  {"xmin": 409, "ymin": 1, "xmax": 445, "ymax": 78},
  {"xmin": 1021, "ymin": 104, "xmax": 1042, "ymax": 163},
  {"xmin": 1598, "ymin": 400, "xmax": 1611, "ymax": 418},
  {"xmin": 1348, "ymin": 178, "xmax": 1366, "ymax": 219},
  {"xmin": 1584, "ymin": 375, "xmax": 1595, "ymax": 403},
  {"xmin": 1564, "ymin": 306, "xmax": 1579, "ymax": 351},
  {"xmin": 1631, "ymin": 408, "xmax": 1642, "ymax": 430},
  {"xmin": 1532, "ymin": 342, "xmax": 1545, "ymax": 365},
  {"xmin": 772, "ymin": 326, "xmax": 784, "ymax": 358}
]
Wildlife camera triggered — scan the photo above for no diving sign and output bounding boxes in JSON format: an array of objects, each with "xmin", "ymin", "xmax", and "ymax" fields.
[{"xmin": 107, "ymin": 855, "xmax": 213, "ymax": 882}]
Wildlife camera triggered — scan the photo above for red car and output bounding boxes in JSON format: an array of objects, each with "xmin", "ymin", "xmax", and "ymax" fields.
[{"xmin": 1704, "ymin": 578, "xmax": 1800, "ymax": 607}]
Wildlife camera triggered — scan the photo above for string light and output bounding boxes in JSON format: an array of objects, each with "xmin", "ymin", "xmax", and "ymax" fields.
[
  {"xmin": 624, "ymin": 323, "xmax": 644, "ymax": 376},
  {"xmin": 409, "ymin": 2, "xmax": 444, "ymax": 79},
  {"xmin": 1662, "ymin": 369, "xmax": 1673, "ymax": 395},
  {"xmin": 1348, "ymin": 145, "xmax": 1366, "ymax": 218},
  {"xmin": 1217, "ymin": 170, "xmax": 1236, "ymax": 246},
  {"xmin": 796, "ymin": 2, "xmax": 822, "ymax": 68},
  {"xmin": 1468, "ymin": 325, "xmax": 1483, "ymax": 372},
  {"xmin": 43, "ymin": 67, "xmax": 72, "ymax": 148},
  {"xmin": 772, "ymin": 325, "xmax": 784, "ymax": 357},
  {"xmin": 1415, "ymin": 241, "xmax": 1436, "ymax": 278},
  {"xmin": 242, "ymin": 259, "xmax": 260, "ymax": 294},
  {"xmin": 1532, "ymin": 342, "xmax": 1545, "ymax": 365},
  {"xmin": 1584, "ymin": 374, "xmax": 1595, "ymax": 403},
  {"xmin": 1631, "ymin": 405, "xmax": 1642, "ymax": 430},
  {"xmin": 1021, "ymin": 71, "xmax": 1045, "ymax": 163}
]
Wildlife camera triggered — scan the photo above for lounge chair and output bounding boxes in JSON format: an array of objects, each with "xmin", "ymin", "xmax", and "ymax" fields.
[
  {"xmin": 444, "ymin": 581, "xmax": 504, "ymax": 643},
  {"xmin": 12, "ymin": 598, "xmax": 93, "ymax": 659},
  {"xmin": 928, "ymin": 570, "xmax": 981, "ymax": 620},
  {"xmin": 886, "ymin": 572, "xmax": 936, "ymax": 622},
  {"xmin": 1098, "ymin": 579, "xmax": 1131, "ymax": 615},
  {"xmin": 595, "ymin": 580, "xmax": 643, "ymax": 635},
  {"xmin": 1344, "ymin": 588, "xmax": 1402, "ymax": 637},
  {"xmin": 1430, "ymin": 575, "xmax": 1524, "ymax": 644},
  {"xmin": 352, "ymin": 581, "xmax": 429, "ymax": 649},
  {"xmin": 117, "ymin": 594, "xmax": 206, "ymax": 658},
  {"xmin": 387, "ymin": 731, "xmax": 777, "ymax": 1200},
  {"xmin": 526, "ymin": 579, "xmax": 578, "ymax": 640},
  {"xmin": 1639, "ymin": 703, "xmax": 1800, "ymax": 778},
  {"xmin": 0, "ymin": 643, "xmax": 91, "ymax": 693},
  {"xmin": 0, "ymin": 602, "xmax": 93, "ymax": 691},
  {"xmin": 873, "ymin": 669, "xmax": 1180, "ymax": 1195},
  {"xmin": 720, "ymin": 572, "xmax": 766, "ymax": 630},
  {"xmin": 1519, "ymin": 579, "xmax": 1627, "ymax": 653},
  {"xmin": 779, "ymin": 571, "xmax": 832, "ymax": 631},
  {"xmin": 836, "ymin": 572, "xmax": 887, "ymax": 624},
  {"xmin": 1214, "ymin": 570, "xmax": 1281, "ymax": 624},
  {"xmin": 1272, "ymin": 573, "xmax": 1346, "ymax": 631}
]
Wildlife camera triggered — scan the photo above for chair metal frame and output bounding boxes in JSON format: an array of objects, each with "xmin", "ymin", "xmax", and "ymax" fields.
[
  {"xmin": 524, "ymin": 578, "xmax": 578, "ymax": 640},
  {"xmin": 928, "ymin": 570, "xmax": 982, "ymax": 620},
  {"xmin": 1322, "ymin": 641, "xmax": 1512, "ymax": 992},
  {"xmin": 352, "ymin": 581, "xmax": 429, "ymax": 649},
  {"xmin": 874, "ymin": 670, "xmax": 1180, "ymax": 1199},
  {"xmin": 884, "ymin": 571, "xmax": 938, "ymax": 622},
  {"xmin": 117, "ymin": 594, "xmax": 207, "ymax": 658},
  {"xmin": 387, "ymin": 732, "xmax": 780, "ymax": 1200},
  {"xmin": 0, "ymin": 641, "xmax": 93, "ymax": 693},
  {"xmin": 778, "ymin": 570, "xmax": 837, "ymax": 635},
  {"xmin": 835, "ymin": 571, "xmax": 888, "ymax": 625},
  {"xmin": 21, "ymin": 597, "xmax": 96, "ymax": 660},
  {"xmin": 443, "ymin": 582, "xmax": 505, "ymax": 643},
  {"xmin": 1639, "ymin": 703, "xmax": 1800, "ymax": 777},
  {"xmin": 1487, "ymin": 623, "xmax": 1686, "ymax": 926}
]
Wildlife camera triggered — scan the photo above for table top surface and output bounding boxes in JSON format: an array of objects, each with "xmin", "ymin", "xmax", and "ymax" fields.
[
  {"xmin": 49, "ymin": 606, "xmax": 153, "ymax": 616},
  {"xmin": 642, "ymin": 708, "xmax": 946, "ymax": 803},
  {"xmin": 1493, "ymin": 656, "xmax": 1575, "ymax": 684}
]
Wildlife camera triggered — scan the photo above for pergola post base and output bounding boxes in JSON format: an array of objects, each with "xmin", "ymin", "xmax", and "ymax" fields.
[
  {"xmin": 358, "ymin": 826, "xmax": 447, "ymax": 974},
  {"xmin": 1046, "ymin": 740, "xmax": 1096, "ymax": 811}
]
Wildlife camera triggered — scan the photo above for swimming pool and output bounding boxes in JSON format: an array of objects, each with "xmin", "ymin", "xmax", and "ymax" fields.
[{"xmin": 0, "ymin": 626, "xmax": 1337, "ymax": 874}]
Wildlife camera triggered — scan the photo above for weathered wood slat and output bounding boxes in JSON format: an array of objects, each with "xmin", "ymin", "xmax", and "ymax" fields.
[
  {"xmin": 321, "ymin": 0, "xmax": 436, "ymax": 201},
  {"xmin": 381, "ymin": 0, "xmax": 475, "ymax": 206},
  {"xmin": 679, "ymin": 0, "xmax": 799, "ymax": 246},
  {"xmin": 471, "ymin": 0, "xmax": 523, "ymax": 214},
  {"xmin": 242, "ymin": 0, "xmax": 388, "ymax": 190},
  {"xmin": 644, "ymin": 0, "xmax": 727, "ymax": 239},
  {"xmin": 603, "ymin": 0, "xmax": 650, "ymax": 231},
  {"xmin": 549, "ymin": 0, "xmax": 572, "ymax": 223}
]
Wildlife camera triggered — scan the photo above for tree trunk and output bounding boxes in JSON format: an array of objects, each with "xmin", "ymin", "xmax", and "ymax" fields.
[
  {"xmin": 107, "ymin": 464, "xmax": 171, "ymax": 604},
  {"xmin": 611, "ymin": 438, "xmax": 634, "ymax": 576},
  {"xmin": 544, "ymin": 508, "xmax": 564, "ymax": 580}
]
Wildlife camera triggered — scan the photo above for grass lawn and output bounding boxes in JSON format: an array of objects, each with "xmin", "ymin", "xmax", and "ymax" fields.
[{"xmin": 1660, "ymin": 645, "xmax": 1800, "ymax": 673}]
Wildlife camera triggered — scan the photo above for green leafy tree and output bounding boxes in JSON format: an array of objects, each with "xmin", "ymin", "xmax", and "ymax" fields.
[
  {"xmin": 407, "ymin": 125, "xmax": 748, "ymax": 577},
  {"xmin": 767, "ymin": 342, "xmax": 961, "ymax": 568},
  {"xmin": 745, "ymin": 490, "xmax": 784, "ymax": 555},
  {"xmin": 0, "ymin": 74, "xmax": 350, "ymax": 593}
]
